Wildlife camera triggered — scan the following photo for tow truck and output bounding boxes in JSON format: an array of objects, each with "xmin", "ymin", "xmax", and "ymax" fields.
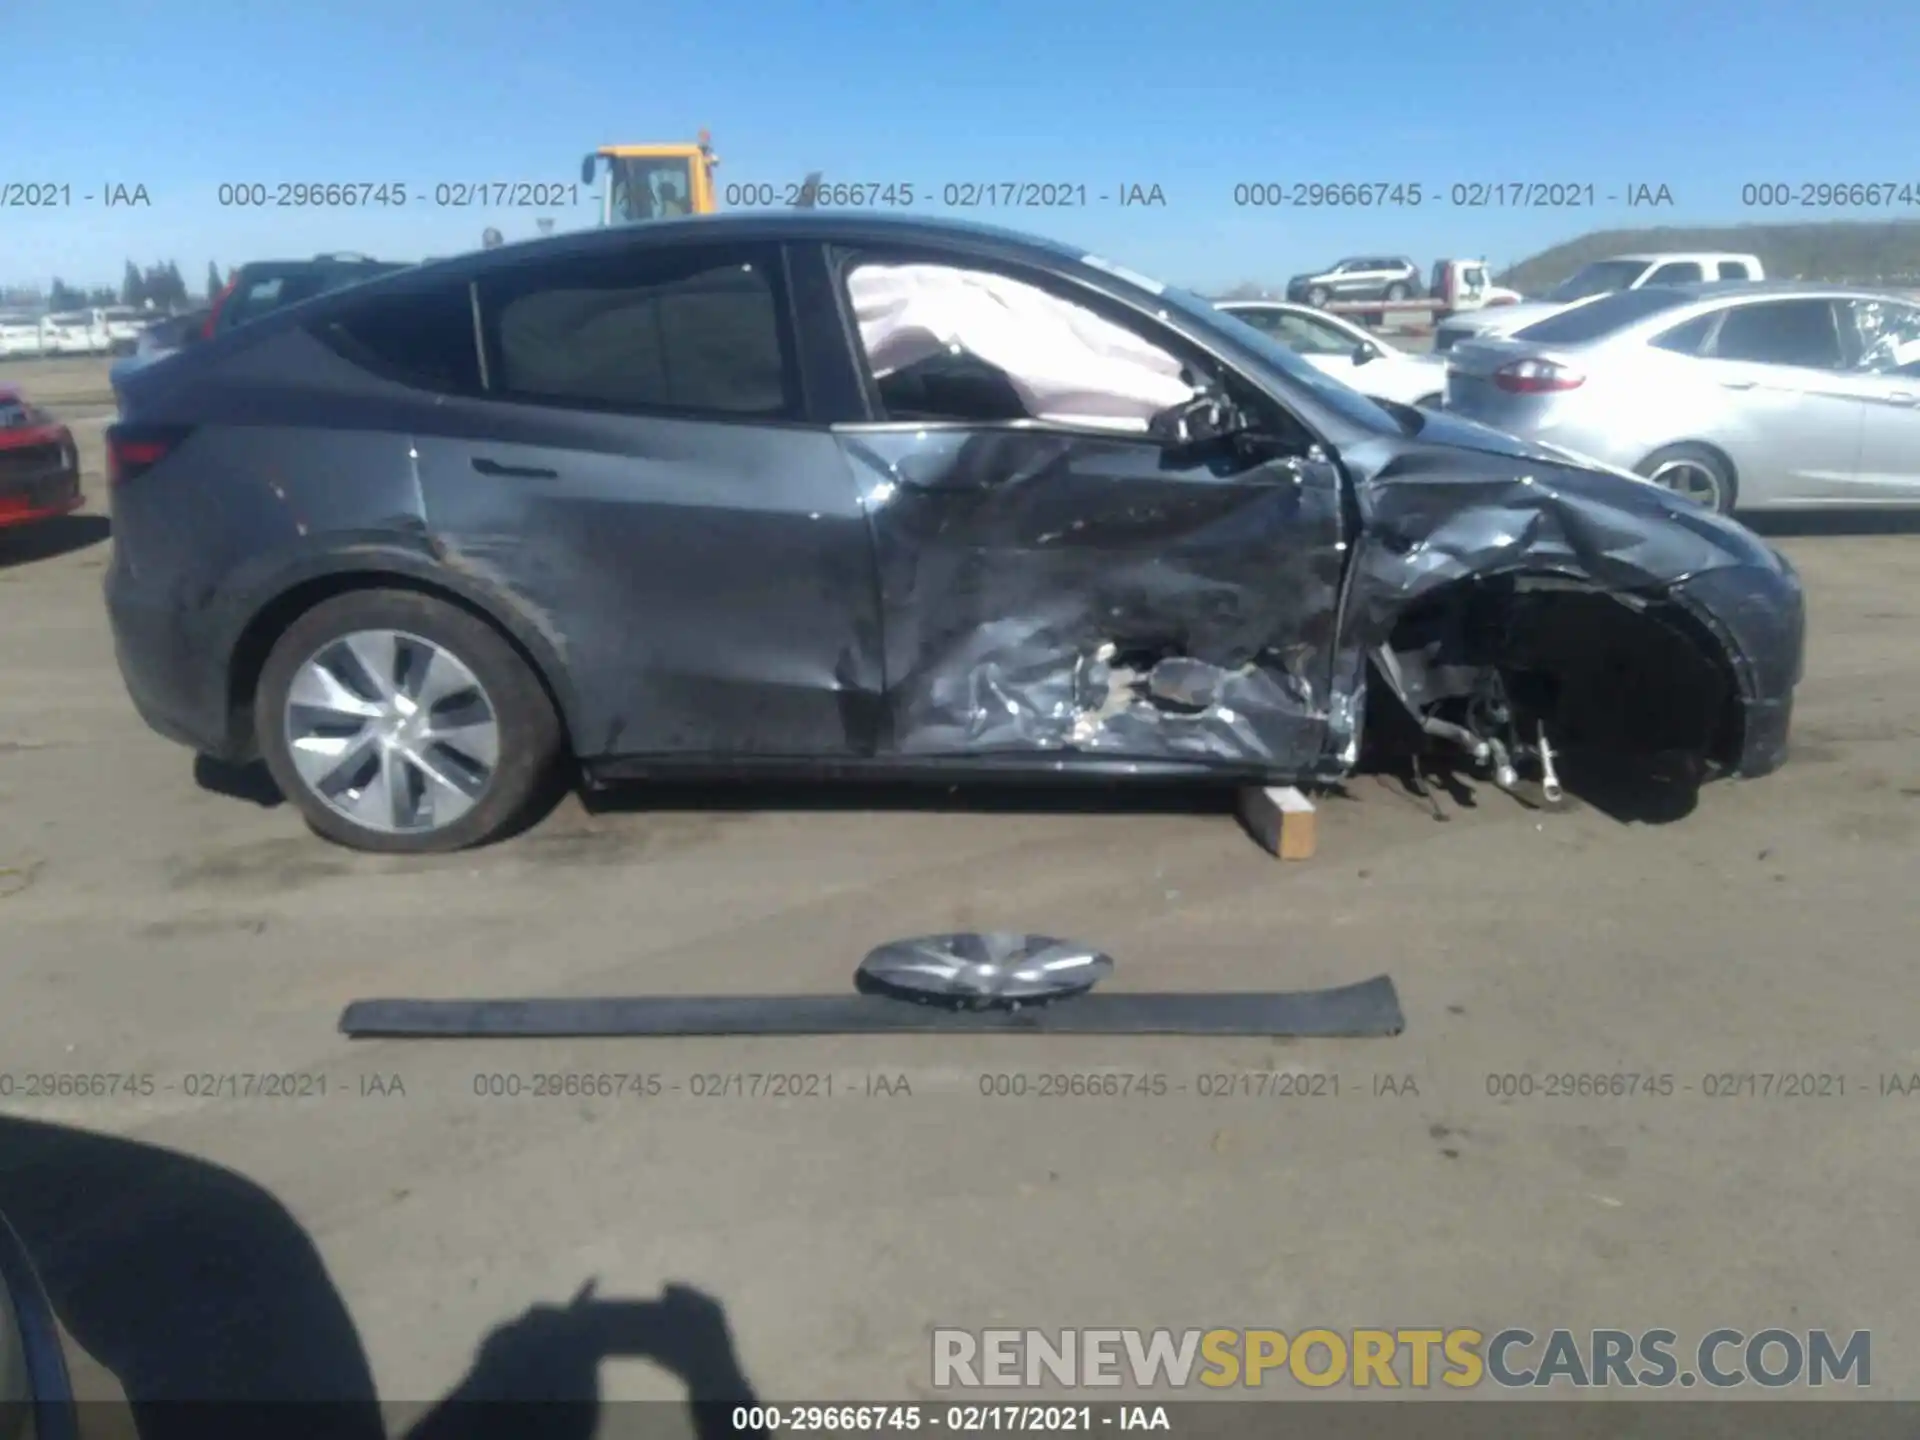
[{"xmin": 1318, "ymin": 259, "xmax": 1522, "ymax": 329}]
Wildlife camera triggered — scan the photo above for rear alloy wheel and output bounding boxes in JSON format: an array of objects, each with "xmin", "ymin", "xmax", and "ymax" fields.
[
  {"xmin": 1636, "ymin": 443, "xmax": 1737, "ymax": 515},
  {"xmin": 1386, "ymin": 282, "xmax": 1410, "ymax": 302},
  {"xmin": 256, "ymin": 589, "xmax": 562, "ymax": 853},
  {"xmin": 1306, "ymin": 287, "xmax": 1330, "ymax": 308}
]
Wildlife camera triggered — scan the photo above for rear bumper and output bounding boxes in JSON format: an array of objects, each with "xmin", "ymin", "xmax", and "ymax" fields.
[
  {"xmin": 104, "ymin": 560, "xmax": 248, "ymax": 760},
  {"xmin": 0, "ymin": 457, "xmax": 82, "ymax": 531}
]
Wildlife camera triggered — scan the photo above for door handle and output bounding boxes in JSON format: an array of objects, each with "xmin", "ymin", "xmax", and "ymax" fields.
[{"xmin": 471, "ymin": 457, "xmax": 558, "ymax": 479}]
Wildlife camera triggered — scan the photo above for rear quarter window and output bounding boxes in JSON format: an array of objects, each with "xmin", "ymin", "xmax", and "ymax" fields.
[
  {"xmin": 1513, "ymin": 288, "xmax": 1697, "ymax": 345},
  {"xmin": 311, "ymin": 281, "xmax": 482, "ymax": 393},
  {"xmin": 1649, "ymin": 312, "xmax": 1718, "ymax": 355}
]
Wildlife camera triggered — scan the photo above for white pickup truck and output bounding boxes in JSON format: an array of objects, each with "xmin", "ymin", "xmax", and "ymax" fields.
[{"xmin": 1432, "ymin": 251, "xmax": 1764, "ymax": 352}]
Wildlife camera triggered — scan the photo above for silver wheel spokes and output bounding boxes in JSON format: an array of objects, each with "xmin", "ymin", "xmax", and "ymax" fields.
[
  {"xmin": 1649, "ymin": 459, "xmax": 1723, "ymax": 510},
  {"xmin": 284, "ymin": 629, "xmax": 500, "ymax": 834}
]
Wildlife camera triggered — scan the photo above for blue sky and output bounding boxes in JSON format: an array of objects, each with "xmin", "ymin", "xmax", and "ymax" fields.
[{"xmin": 7, "ymin": 0, "xmax": 1918, "ymax": 293}]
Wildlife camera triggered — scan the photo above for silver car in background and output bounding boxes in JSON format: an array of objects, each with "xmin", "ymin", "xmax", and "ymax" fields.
[{"xmin": 1443, "ymin": 283, "xmax": 1920, "ymax": 513}]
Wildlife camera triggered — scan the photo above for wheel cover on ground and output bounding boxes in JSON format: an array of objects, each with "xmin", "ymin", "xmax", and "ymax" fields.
[
  {"xmin": 1647, "ymin": 457, "xmax": 1726, "ymax": 510},
  {"xmin": 283, "ymin": 629, "xmax": 502, "ymax": 834}
]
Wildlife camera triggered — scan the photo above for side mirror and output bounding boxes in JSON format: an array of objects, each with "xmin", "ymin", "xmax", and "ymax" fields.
[
  {"xmin": 1150, "ymin": 386, "xmax": 1251, "ymax": 448},
  {"xmin": 0, "ymin": 1211, "xmax": 78, "ymax": 1439},
  {"xmin": 1352, "ymin": 343, "xmax": 1377, "ymax": 366},
  {"xmin": 580, "ymin": 154, "xmax": 598, "ymax": 186}
]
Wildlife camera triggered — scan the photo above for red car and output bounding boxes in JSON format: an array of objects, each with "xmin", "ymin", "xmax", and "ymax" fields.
[{"xmin": 0, "ymin": 385, "xmax": 82, "ymax": 531}]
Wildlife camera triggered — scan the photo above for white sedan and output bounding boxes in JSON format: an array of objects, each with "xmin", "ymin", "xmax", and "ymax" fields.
[{"xmin": 1216, "ymin": 300, "xmax": 1448, "ymax": 408}]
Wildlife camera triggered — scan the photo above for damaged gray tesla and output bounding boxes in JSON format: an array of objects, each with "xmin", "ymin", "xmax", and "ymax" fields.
[{"xmin": 104, "ymin": 213, "xmax": 1804, "ymax": 853}]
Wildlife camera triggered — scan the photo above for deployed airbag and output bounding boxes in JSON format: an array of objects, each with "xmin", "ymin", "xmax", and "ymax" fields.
[{"xmin": 845, "ymin": 263, "xmax": 1196, "ymax": 431}]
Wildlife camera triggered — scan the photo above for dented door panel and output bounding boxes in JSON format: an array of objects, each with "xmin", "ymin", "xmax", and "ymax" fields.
[
  {"xmin": 413, "ymin": 399, "xmax": 884, "ymax": 759},
  {"xmin": 837, "ymin": 426, "xmax": 1348, "ymax": 769}
]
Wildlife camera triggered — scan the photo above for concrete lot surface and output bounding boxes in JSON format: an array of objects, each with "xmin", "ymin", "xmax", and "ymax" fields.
[{"xmin": 2, "ymin": 357, "xmax": 1918, "ymax": 1413}]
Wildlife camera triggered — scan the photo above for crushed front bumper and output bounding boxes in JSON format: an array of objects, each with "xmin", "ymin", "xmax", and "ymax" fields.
[{"xmin": 1668, "ymin": 558, "xmax": 1806, "ymax": 777}]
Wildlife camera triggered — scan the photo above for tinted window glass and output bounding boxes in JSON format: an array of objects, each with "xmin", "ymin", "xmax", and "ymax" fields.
[
  {"xmin": 1717, "ymin": 261, "xmax": 1751, "ymax": 280},
  {"xmin": 482, "ymin": 246, "xmax": 791, "ymax": 415},
  {"xmin": 1645, "ymin": 262, "xmax": 1703, "ymax": 284},
  {"xmin": 1709, "ymin": 300, "xmax": 1843, "ymax": 368},
  {"xmin": 1650, "ymin": 312, "xmax": 1716, "ymax": 355},
  {"xmin": 1513, "ymin": 288, "xmax": 1696, "ymax": 344},
  {"xmin": 315, "ymin": 282, "xmax": 481, "ymax": 393}
]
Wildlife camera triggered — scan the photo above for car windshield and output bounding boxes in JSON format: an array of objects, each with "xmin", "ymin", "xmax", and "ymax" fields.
[
  {"xmin": 1512, "ymin": 287, "xmax": 1699, "ymax": 344},
  {"xmin": 1547, "ymin": 260, "xmax": 1652, "ymax": 303}
]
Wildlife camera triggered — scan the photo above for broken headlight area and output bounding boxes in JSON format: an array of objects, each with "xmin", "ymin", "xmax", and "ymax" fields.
[{"xmin": 1370, "ymin": 574, "xmax": 1743, "ymax": 801}]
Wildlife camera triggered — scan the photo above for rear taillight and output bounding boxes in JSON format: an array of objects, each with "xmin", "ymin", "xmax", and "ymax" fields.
[
  {"xmin": 1493, "ymin": 358, "xmax": 1585, "ymax": 393},
  {"xmin": 203, "ymin": 275, "xmax": 238, "ymax": 339},
  {"xmin": 107, "ymin": 426, "xmax": 188, "ymax": 486}
]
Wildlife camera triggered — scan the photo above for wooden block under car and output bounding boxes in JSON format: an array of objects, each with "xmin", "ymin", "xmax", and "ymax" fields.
[{"xmin": 1236, "ymin": 785, "xmax": 1318, "ymax": 860}]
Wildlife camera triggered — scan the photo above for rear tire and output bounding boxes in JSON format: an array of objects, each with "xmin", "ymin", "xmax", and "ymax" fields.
[
  {"xmin": 255, "ymin": 589, "xmax": 563, "ymax": 854},
  {"xmin": 1386, "ymin": 282, "xmax": 1410, "ymax": 302},
  {"xmin": 1307, "ymin": 287, "xmax": 1330, "ymax": 308},
  {"xmin": 1635, "ymin": 443, "xmax": 1738, "ymax": 515}
]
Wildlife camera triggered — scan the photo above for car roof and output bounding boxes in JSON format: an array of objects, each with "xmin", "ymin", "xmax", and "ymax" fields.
[
  {"xmin": 1639, "ymin": 279, "xmax": 1912, "ymax": 301},
  {"xmin": 469, "ymin": 210, "xmax": 1091, "ymax": 263},
  {"xmin": 1609, "ymin": 252, "xmax": 1760, "ymax": 263},
  {"xmin": 239, "ymin": 212, "xmax": 1156, "ymax": 321},
  {"xmin": 0, "ymin": 383, "xmax": 21, "ymax": 401}
]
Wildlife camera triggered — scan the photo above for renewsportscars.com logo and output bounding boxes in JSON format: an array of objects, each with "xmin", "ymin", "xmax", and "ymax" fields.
[{"xmin": 931, "ymin": 1328, "xmax": 1872, "ymax": 1390}]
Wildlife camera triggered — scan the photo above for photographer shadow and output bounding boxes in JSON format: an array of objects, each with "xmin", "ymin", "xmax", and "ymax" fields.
[{"xmin": 0, "ymin": 1113, "xmax": 766, "ymax": 1439}]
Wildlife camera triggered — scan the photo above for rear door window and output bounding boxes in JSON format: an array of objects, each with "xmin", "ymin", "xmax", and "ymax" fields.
[
  {"xmin": 1707, "ymin": 300, "xmax": 1845, "ymax": 369},
  {"xmin": 1717, "ymin": 261, "xmax": 1752, "ymax": 280},
  {"xmin": 479, "ymin": 244, "xmax": 796, "ymax": 416},
  {"xmin": 1644, "ymin": 261, "xmax": 1703, "ymax": 285}
]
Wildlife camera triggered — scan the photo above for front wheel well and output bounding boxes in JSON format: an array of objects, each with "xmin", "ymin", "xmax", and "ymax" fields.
[
  {"xmin": 1372, "ymin": 575, "xmax": 1747, "ymax": 770},
  {"xmin": 225, "ymin": 571, "xmax": 574, "ymax": 759}
]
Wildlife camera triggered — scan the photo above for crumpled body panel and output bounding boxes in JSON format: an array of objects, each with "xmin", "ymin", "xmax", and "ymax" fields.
[
  {"xmin": 1329, "ymin": 421, "xmax": 1805, "ymax": 772},
  {"xmin": 840, "ymin": 428, "xmax": 1348, "ymax": 770}
]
